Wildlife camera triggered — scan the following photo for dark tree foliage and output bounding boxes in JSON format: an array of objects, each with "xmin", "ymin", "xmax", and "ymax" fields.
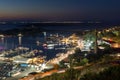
[{"xmin": 81, "ymin": 65, "xmax": 120, "ymax": 80}]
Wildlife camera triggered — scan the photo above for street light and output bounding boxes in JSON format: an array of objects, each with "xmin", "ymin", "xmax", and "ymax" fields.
[
  {"xmin": 0, "ymin": 35, "xmax": 5, "ymax": 44},
  {"xmin": 18, "ymin": 33, "xmax": 23, "ymax": 46}
]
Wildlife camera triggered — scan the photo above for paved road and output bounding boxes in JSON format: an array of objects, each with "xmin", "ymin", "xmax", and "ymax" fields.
[{"xmin": 6, "ymin": 67, "xmax": 37, "ymax": 80}]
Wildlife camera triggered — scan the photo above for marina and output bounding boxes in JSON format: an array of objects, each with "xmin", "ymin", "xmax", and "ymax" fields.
[{"xmin": 0, "ymin": 32, "xmax": 74, "ymax": 79}]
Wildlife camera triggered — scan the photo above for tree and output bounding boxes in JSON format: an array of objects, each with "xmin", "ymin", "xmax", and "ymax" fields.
[
  {"xmin": 80, "ymin": 58, "xmax": 89, "ymax": 66},
  {"xmin": 59, "ymin": 60, "xmax": 67, "ymax": 68}
]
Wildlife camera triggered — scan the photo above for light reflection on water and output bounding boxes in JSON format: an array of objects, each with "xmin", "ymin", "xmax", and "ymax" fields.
[{"xmin": 0, "ymin": 33, "xmax": 69, "ymax": 60}]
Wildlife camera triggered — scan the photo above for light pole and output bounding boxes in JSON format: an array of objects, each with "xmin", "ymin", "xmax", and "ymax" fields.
[
  {"xmin": 94, "ymin": 29, "xmax": 98, "ymax": 54},
  {"xmin": 18, "ymin": 33, "xmax": 23, "ymax": 46},
  {"xmin": 36, "ymin": 41, "xmax": 40, "ymax": 46},
  {"xmin": 1, "ymin": 35, "xmax": 4, "ymax": 44},
  {"xmin": 43, "ymin": 32, "xmax": 46, "ymax": 42}
]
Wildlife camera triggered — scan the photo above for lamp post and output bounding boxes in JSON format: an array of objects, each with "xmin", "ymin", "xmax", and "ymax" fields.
[
  {"xmin": 43, "ymin": 32, "xmax": 46, "ymax": 42},
  {"xmin": 36, "ymin": 41, "xmax": 40, "ymax": 46},
  {"xmin": 18, "ymin": 33, "xmax": 23, "ymax": 46},
  {"xmin": 1, "ymin": 35, "xmax": 4, "ymax": 44}
]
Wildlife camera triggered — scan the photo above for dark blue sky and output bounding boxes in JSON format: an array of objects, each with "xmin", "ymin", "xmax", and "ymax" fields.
[{"xmin": 0, "ymin": 0, "xmax": 120, "ymax": 21}]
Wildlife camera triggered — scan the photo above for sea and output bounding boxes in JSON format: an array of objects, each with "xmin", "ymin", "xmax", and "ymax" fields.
[{"xmin": 0, "ymin": 23, "xmax": 74, "ymax": 60}]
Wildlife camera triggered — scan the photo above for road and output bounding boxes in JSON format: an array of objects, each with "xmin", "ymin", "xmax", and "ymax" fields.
[{"xmin": 6, "ymin": 67, "xmax": 37, "ymax": 80}]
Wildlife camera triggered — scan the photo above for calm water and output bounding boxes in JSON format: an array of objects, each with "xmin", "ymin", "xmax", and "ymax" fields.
[{"xmin": 0, "ymin": 33, "xmax": 70, "ymax": 60}]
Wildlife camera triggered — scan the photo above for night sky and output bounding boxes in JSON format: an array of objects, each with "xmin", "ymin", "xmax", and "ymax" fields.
[{"xmin": 0, "ymin": 0, "xmax": 120, "ymax": 21}]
